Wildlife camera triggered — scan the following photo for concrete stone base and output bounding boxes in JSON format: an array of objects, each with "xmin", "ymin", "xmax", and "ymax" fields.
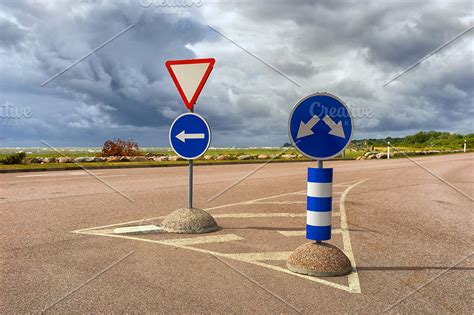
[
  {"xmin": 160, "ymin": 208, "xmax": 219, "ymax": 234},
  {"xmin": 287, "ymin": 242, "xmax": 352, "ymax": 277}
]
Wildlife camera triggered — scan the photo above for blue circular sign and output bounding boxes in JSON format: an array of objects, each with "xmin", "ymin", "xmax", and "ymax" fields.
[
  {"xmin": 288, "ymin": 93, "xmax": 353, "ymax": 160},
  {"xmin": 169, "ymin": 113, "xmax": 211, "ymax": 160}
]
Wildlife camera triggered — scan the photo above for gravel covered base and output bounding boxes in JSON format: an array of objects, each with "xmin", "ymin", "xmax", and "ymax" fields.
[
  {"xmin": 287, "ymin": 242, "xmax": 352, "ymax": 277},
  {"xmin": 160, "ymin": 208, "xmax": 219, "ymax": 234}
]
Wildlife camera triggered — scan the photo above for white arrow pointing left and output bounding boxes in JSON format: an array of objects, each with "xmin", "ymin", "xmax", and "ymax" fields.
[{"xmin": 176, "ymin": 130, "xmax": 205, "ymax": 143}]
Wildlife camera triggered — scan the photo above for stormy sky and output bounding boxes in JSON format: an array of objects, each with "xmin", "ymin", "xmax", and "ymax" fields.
[{"xmin": 0, "ymin": 0, "xmax": 472, "ymax": 147}]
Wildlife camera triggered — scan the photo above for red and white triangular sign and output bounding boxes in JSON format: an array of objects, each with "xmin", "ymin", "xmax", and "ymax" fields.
[{"xmin": 165, "ymin": 58, "xmax": 215, "ymax": 110}]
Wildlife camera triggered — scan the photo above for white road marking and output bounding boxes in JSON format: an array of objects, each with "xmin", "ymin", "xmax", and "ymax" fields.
[
  {"xmin": 334, "ymin": 178, "xmax": 366, "ymax": 186},
  {"xmin": 72, "ymin": 218, "xmax": 163, "ymax": 233},
  {"xmin": 213, "ymin": 212, "xmax": 305, "ymax": 219},
  {"xmin": 276, "ymin": 230, "xmax": 304, "ymax": 237},
  {"xmin": 242, "ymin": 259, "xmax": 352, "ymax": 292},
  {"xmin": 160, "ymin": 234, "xmax": 243, "ymax": 246},
  {"xmin": 79, "ymin": 230, "xmax": 354, "ymax": 292},
  {"xmin": 223, "ymin": 251, "xmax": 292, "ymax": 261},
  {"xmin": 71, "ymin": 212, "xmax": 306, "ymax": 233},
  {"xmin": 206, "ymin": 179, "xmax": 356, "ymax": 210},
  {"xmin": 205, "ymin": 179, "xmax": 362, "ymax": 211},
  {"xmin": 205, "ymin": 190, "xmax": 306, "ymax": 211},
  {"xmin": 252, "ymin": 201, "xmax": 306, "ymax": 205},
  {"xmin": 113, "ymin": 225, "xmax": 161, "ymax": 234},
  {"xmin": 72, "ymin": 178, "xmax": 368, "ymax": 294},
  {"xmin": 73, "ymin": 211, "xmax": 339, "ymax": 234},
  {"xmin": 339, "ymin": 179, "xmax": 368, "ymax": 294},
  {"xmin": 71, "ymin": 179, "xmax": 361, "ymax": 233}
]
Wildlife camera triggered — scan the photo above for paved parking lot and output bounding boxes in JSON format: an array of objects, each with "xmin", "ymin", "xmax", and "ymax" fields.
[{"xmin": 1, "ymin": 154, "xmax": 473, "ymax": 313}]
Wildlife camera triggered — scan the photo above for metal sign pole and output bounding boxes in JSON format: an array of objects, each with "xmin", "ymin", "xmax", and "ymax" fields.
[
  {"xmin": 189, "ymin": 160, "xmax": 193, "ymax": 208},
  {"xmin": 188, "ymin": 107, "xmax": 194, "ymax": 209}
]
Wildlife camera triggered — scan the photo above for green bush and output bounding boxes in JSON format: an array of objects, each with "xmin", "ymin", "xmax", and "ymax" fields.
[{"xmin": 1, "ymin": 152, "xmax": 26, "ymax": 165}]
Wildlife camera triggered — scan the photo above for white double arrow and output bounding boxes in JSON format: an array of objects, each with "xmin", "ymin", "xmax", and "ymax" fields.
[
  {"xmin": 296, "ymin": 115, "xmax": 345, "ymax": 139},
  {"xmin": 176, "ymin": 130, "xmax": 205, "ymax": 143}
]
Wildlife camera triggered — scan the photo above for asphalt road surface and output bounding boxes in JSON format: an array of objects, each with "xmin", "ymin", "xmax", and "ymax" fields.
[{"xmin": 1, "ymin": 153, "xmax": 473, "ymax": 314}]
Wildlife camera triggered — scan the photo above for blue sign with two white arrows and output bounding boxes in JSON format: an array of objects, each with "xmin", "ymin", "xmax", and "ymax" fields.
[
  {"xmin": 169, "ymin": 113, "xmax": 211, "ymax": 160},
  {"xmin": 288, "ymin": 93, "xmax": 353, "ymax": 160}
]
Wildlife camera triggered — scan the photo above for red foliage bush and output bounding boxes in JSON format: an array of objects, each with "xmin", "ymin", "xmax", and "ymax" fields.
[{"xmin": 100, "ymin": 138, "xmax": 142, "ymax": 157}]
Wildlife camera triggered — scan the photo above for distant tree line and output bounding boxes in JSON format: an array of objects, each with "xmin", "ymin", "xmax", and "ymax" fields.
[{"xmin": 352, "ymin": 131, "xmax": 473, "ymax": 149}]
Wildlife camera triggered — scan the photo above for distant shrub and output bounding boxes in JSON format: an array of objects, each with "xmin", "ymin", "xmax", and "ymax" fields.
[
  {"xmin": 1, "ymin": 152, "xmax": 26, "ymax": 164},
  {"xmin": 100, "ymin": 138, "xmax": 142, "ymax": 157}
]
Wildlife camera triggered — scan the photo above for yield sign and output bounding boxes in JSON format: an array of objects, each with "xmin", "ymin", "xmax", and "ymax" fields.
[{"xmin": 165, "ymin": 58, "xmax": 215, "ymax": 110}]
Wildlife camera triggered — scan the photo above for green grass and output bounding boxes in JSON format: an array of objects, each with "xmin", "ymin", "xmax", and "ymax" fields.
[
  {"xmin": 0, "ymin": 150, "xmax": 100, "ymax": 159},
  {"xmin": 0, "ymin": 143, "xmax": 468, "ymax": 172},
  {"xmin": 0, "ymin": 149, "xmax": 372, "ymax": 171},
  {"xmin": 0, "ymin": 148, "xmax": 301, "ymax": 159}
]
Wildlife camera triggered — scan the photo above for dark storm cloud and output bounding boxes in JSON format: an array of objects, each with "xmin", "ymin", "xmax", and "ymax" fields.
[
  {"xmin": 0, "ymin": 18, "xmax": 26, "ymax": 48},
  {"xmin": 219, "ymin": 0, "xmax": 473, "ymax": 138},
  {"xmin": 0, "ymin": 0, "xmax": 472, "ymax": 147},
  {"xmin": 29, "ymin": 1, "xmax": 210, "ymax": 128},
  {"xmin": 228, "ymin": 0, "xmax": 471, "ymax": 67},
  {"xmin": 0, "ymin": 0, "xmax": 218, "ymax": 146}
]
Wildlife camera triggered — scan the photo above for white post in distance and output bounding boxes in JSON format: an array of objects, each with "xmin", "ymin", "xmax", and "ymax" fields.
[
  {"xmin": 464, "ymin": 140, "xmax": 467, "ymax": 153},
  {"xmin": 387, "ymin": 141, "xmax": 390, "ymax": 160}
]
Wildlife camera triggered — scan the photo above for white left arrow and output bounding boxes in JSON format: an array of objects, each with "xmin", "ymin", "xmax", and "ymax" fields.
[{"xmin": 176, "ymin": 130, "xmax": 205, "ymax": 143}]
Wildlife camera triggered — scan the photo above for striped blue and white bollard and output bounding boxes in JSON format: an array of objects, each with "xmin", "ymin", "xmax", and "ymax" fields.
[
  {"xmin": 306, "ymin": 163, "xmax": 333, "ymax": 242},
  {"xmin": 287, "ymin": 160, "xmax": 352, "ymax": 277}
]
